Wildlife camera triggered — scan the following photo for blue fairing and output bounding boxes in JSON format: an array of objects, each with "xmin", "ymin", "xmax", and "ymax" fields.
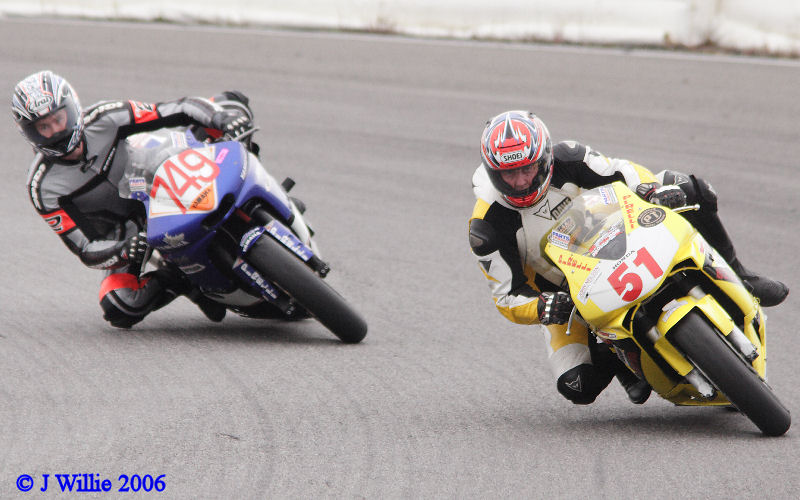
[
  {"xmin": 147, "ymin": 141, "xmax": 245, "ymax": 245},
  {"xmin": 231, "ymin": 152, "xmax": 294, "ymax": 222},
  {"xmin": 123, "ymin": 129, "xmax": 298, "ymax": 291}
]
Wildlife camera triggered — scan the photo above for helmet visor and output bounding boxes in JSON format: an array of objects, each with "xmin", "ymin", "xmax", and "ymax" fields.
[
  {"xmin": 18, "ymin": 95, "xmax": 82, "ymax": 156},
  {"xmin": 489, "ymin": 153, "xmax": 551, "ymax": 199}
]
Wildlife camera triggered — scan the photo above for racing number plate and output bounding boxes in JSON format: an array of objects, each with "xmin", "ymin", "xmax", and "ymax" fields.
[
  {"xmin": 587, "ymin": 224, "xmax": 679, "ymax": 312},
  {"xmin": 149, "ymin": 147, "xmax": 221, "ymax": 218}
]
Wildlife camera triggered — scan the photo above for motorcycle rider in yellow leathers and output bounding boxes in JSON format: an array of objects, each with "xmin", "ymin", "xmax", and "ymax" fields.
[{"xmin": 468, "ymin": 110, "xmax": 788, "ymax": 405}]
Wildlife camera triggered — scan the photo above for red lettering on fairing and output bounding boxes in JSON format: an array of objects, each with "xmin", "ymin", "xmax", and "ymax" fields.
[
  {"xmin": 557, "ymin": 254, "xmax": 593, "ymax": 271},
  {"xmin": 622, "ymin": 194, "xmax": 636, "ymax": 229}
]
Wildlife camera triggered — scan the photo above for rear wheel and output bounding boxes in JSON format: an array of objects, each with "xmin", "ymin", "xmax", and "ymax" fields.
[
  {"xmin": 244, "ymin": 233, "xmax": 367, "ymax": 343},
  {"xmin": 670, "ymin": 310, "xmax": 790, "ymax": 436}
]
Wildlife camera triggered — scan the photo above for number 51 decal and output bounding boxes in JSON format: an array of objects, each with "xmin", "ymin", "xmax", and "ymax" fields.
[{"xmin": 608, "ymin": 247, "xmax": 663, "ymax": 302}]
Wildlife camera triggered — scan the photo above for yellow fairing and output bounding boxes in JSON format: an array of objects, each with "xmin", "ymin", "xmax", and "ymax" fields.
[
  {"xmin": 549, "ymin": 182, "xmax": 694, "ymax": 327},
  {"xmin": 543, "ymin": 182, "xmax": 768, "ymax": 407}
]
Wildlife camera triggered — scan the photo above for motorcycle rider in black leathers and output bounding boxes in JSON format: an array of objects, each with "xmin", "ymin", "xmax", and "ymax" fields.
[
  {"xmin": 468, "ymin": 110, "xmax": 789, "ymax": 406},
  {"xmin": 14, "ymin": 70, "xmax": 257, "ymax": 328}
]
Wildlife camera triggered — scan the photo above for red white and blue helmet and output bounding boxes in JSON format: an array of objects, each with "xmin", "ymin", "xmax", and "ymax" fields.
[
  {"xmin": 11, "ymin": 71, "xmax": 84, "ymax": 158},
  {"xmin": 480, "ymin": 110, "xmax": 553, "ymax": 208}
]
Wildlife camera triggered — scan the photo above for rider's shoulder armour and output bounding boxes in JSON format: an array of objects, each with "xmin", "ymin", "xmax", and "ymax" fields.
[
  {"xmin": 469, "ymin": 218, "xmax": 500, "ymax": 257},
  {"xmin": 554, "ymin": 140, "xmax": 588, "ymax": 164}
]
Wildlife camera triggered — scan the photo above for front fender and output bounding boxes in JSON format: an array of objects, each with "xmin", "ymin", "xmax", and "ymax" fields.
[{"xmin": 654, "ymin": 292, "xmax": 737, "ymax": 376}]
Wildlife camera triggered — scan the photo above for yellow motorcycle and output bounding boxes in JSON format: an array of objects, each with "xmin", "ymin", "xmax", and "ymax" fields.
[{"xmin": 542, "ymin": 181, "xmax": 790, "ymax": 436}]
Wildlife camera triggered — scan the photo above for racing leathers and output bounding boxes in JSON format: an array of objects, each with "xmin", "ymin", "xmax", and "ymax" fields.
[
  {"xmin": 468, "ymin": 140, "xmax": 784, "ymax": 405},
  {"xmin": 26, "ymin": 93, "xmax": 253, "ymax": 328}
]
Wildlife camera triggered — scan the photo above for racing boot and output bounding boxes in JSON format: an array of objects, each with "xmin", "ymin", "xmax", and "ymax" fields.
[
  {"xmin": 586, "ymin": 340, "xmax": 649, "ymax": 404},
  {"xmin": 186, "ymin": 288, "xmax": 227, "ymax": 323},
  {"xmin": 681, "ymin": 200, "xmax": 789, "ymax": 307},
  {"xmin": 728, "ymin": 257, "xmax": 789, "ymax": 308},
  {"xmin": 155, "ymin": 263, "xmax": 227, "ymax": 322},
  {"xmin": 614, "ymin": 363, "xmax": 651, "ymax": 404}
]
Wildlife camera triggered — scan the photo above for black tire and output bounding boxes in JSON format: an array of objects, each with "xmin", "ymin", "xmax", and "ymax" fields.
[
  {"xmin": 244, "ymin": 233, "xmax": 367, "ymax": 343},
  {"xmin": 670, "ymin": 310, "xmax": 790, "ymax": 436}
]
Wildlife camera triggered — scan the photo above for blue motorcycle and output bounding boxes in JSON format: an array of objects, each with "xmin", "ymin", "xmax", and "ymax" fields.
[{"xmin": 118, "ymin": 128, "xmax": 367, "ymax": 343}]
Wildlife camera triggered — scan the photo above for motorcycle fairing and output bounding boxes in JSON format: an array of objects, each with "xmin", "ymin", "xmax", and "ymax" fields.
[
  {"xmin": 121, "ymin": 128, "xmax": 319, "ymax": 299},
  {"xmin": 544, "ymin": 182, "xmax": 767, "ymax": 406}
]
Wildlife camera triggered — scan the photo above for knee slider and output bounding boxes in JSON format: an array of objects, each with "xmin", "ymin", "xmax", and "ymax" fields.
[
  {"xmin": 100, "ymin": 296, "xmax": 143, "ymax": 329},
  {"xmin": 557, "ymin": 364, "xmax": 606, "ymax": 405}
]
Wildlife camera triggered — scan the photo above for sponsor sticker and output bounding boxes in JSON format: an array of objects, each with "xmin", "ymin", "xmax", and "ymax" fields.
[
  {"xmin": 549, "ymin": 230, "xmax": 571, "ymax": 250},
  {"xmin": 215, "ymin": 147, "xmax": 229, "ymax": 164},
  {"xmin": 588, "ymin": 225, "xmax": 623, "ymax": 257},
  {"xmin": 557, "ymin": 253, "xmax": 593, "ymax": 272},
  {"xmin": 170, "ymin": 131, "xmax": 188, "ymax": 148},
  {"xmin": 595, "ymin": 329, "xmax": 617, "ymax": 340},
  {"xmin": 577, "ymin": 265, "xmax": 603, "ymax": 304},
  {"xmin": 265, "ymin": 220, "xmax": 313, "ymax": 261},
  {"xmin": 598, "ymin": 186, "xmax": 617, "ymax": 205},
  {"xmin": 233, "ymin": 258, "xmax": 280, "ymax": 300},
  {"xmin": 129, "ymin": 177, "xmax": 147, "ymax": 192},
  {"xmin": 556, "ymin": 216, "xmax": 576, "ymax": 235},
  {"xmin": 240, "ymin": 227, "xmax": 265, "ymax": 254},
  {"xmin": 499, "ymin": 150, "xmax": 525, "ymax": 164},
  {"xmin": 622, "ymin": 194, "xmax": 636, "ymax": 230},
  {"xmin": 637, "ymin": 207, "xmax": 666, "ymax": 228}
]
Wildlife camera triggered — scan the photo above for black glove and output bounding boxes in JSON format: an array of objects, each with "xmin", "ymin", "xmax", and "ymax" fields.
[
  {"xmin": 121, "ymin": 231, "xmax": 149, "ymax": 269},
  {"xmin": 221, "ymin": 90, "xmax": 250, "ymax": 107},
  {"xmin": 537, "ymin": 291, "xmax": 574, "ymax": 325},
  {"xmin": 211, "ymin": 110, "xmax": 254, "ymax": 140},
  {"xmin": 635, "ymin": 182, "xmax": 687, "ymax": 209}
]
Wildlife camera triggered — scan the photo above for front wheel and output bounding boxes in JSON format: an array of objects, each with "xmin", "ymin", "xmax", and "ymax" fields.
[
  {"xmin": 670, "ymin": 310, "xmax": 790, "ymax": 436},
  {"xmin": 244, "ymin": 233, "xmax": 367, "ymax": 343}
]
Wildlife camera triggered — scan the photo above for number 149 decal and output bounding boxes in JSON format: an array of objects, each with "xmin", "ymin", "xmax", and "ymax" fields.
[{"xmin": 607, "ymin": 247, "xmax": 663, "ymax": 302}]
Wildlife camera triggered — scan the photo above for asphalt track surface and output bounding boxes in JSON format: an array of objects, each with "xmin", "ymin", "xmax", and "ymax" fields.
[{"xmin": 1, "ymin": 18, "xmax": 799, "ymax": 499}]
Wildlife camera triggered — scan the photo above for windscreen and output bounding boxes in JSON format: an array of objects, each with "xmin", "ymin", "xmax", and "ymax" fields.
[
  {"xmin": 546, "ymin": 185, "xmax": 627, "ymax": 260},
  {"xmin": 118, "ymin": 128, "xmax": 190, "ymax": 199}
]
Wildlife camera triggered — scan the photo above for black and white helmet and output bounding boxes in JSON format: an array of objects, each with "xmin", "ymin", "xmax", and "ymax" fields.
[{"xmin": 11, "ymin": 71, "xmax": 84, "ymax": 158}]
